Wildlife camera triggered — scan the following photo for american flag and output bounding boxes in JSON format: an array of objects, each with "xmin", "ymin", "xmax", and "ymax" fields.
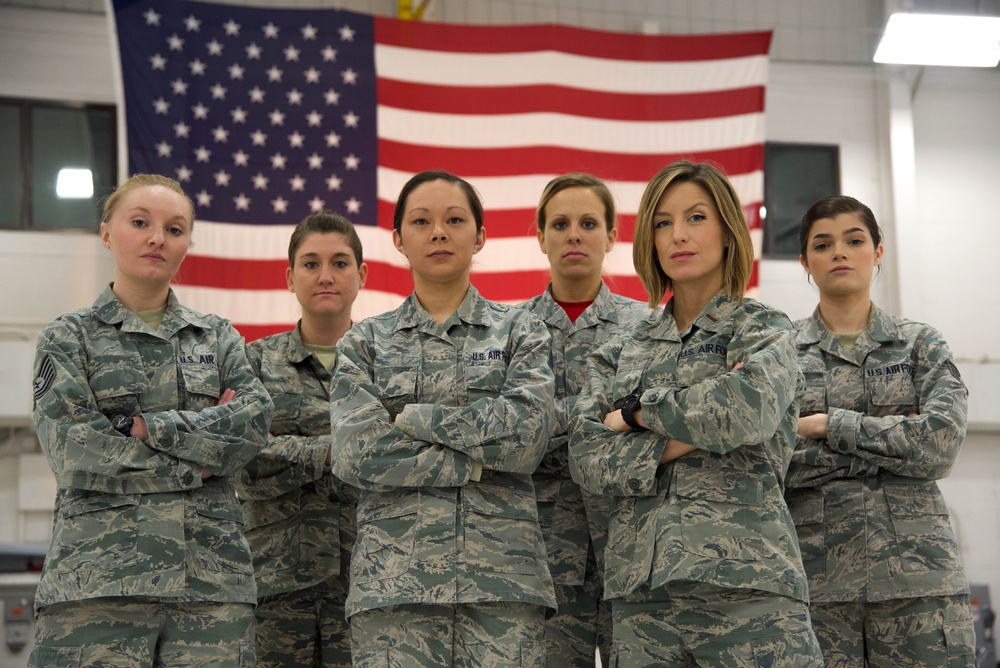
[{"xmin": 110, "ymin": 0, "xmax": 771, "ymax": 341}]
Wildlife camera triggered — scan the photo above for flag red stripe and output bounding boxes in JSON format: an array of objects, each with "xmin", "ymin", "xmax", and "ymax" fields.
[
  {"xmin": 377, "ymin": 140, "xmax": 763, "ymax": 183},
  {"xmin": 377, "ymin": 80, "xmax": 765, "ymax": 121},
  {"xmin": 375, "ymin": 18, "xmax": 772, "ymax": 62}
]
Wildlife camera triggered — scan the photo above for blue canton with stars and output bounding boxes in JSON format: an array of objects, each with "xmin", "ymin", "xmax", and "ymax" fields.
[{"xmin": 113, "ymin": 0, "xmax": 377, "ymax": 225}]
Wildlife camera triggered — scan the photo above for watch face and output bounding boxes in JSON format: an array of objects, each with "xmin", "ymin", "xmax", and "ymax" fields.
[{"xmin": 112, "ymin": 414, "xmax": 133, "ymax": 433}]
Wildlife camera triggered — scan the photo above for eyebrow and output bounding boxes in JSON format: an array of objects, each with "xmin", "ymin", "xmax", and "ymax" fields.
[
  {"xmin": 654, "ymin": 201, "xmax": 710, "ymax": 216},
  {"xmin": 406, "ymin": 205, "xmax": 469, "ymax": 215},
  {"xmin": 298, "ymin": 251, "xmax": 352, "ymax": 258},
  {"xmin": 810, "ymin": 226, "xmax": 866, "ymax": 241}
]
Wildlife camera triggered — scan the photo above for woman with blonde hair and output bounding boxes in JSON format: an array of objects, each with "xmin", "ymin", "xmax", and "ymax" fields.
[
  {"xmin": 30, "ymin": 174, "xmax": 271, "ymax": 666},
  {"xmin": 569, "ymin": 160, "xmax": 822, "ymax": 666}
]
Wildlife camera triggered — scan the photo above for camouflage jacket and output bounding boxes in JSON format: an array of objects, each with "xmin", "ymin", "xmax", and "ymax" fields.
[
  {"xmin": 785, "ymin": 305, "xmax": 970, "ymax": 602},
  {"xmin": 569, "ymin": 291, "xmax": 808, "ymax": 602},
  {"xmin": 329, "ymin": 286, "xmax": 557, "ymax": 617},
  {"xmin": 32, "ymin": 286, "xmax": 272, "ymax": 609},
  {"xmin": 238, "ymin": 324, "xmax": 357, "ymax": 599},
  {"xmin": 520, "ymin": 282, "xmax": 649, "ymax": 585}
]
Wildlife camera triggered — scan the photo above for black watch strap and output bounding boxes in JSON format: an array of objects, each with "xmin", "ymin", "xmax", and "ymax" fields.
[
  {"xmin": 620, "ymin": 393, "xmax": 644, "ymax": 431},
  {"xmin": 111, "ymin": 414, "xmax": 134, "ymax": 435}
]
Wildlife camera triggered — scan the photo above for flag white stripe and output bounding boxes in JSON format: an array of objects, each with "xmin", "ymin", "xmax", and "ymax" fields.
[
  {"xmin": 376, "ymin": 46, "xmax": 769, "ymax": 93},
  {"xmin": 377, "ymin": 107, "xmax": 766, "ymax": 154}
]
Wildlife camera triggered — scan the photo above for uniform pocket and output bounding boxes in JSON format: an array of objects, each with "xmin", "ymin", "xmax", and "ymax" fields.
[
  {"xmin": 466, "ymin": 360, "xmax": 507, "ymax": 403},
  {"xmin": 29, "ymin": 646, "xmax": 82, "ymax": 668},
  {"xmin": 179, "ymin": 361, "xmax": 223, "ymax": 411},
  {"xmin": 352, "ymin": 495, "xmax": 417, "ymax": 583},
  {"xmin": 868, "ymin": 373, "xmax": 917, "ymax": 414},
  {"xmin": 884, "ymin": 484, "xmax": 963, "ymax": 572},
  {"xmin": 90, "ymin": 365, "xmax": 146, "ymax": 417},
  {"xmin": 268, "ymin": 392, "xmax": 303, "ymax": 432},
  {"xmin": 787, "ymin": 490, "xmax": 826, "ymax": 578},
  {"xmin": 463, "ymin": 483, "xmax": 538, "ymax": 574},
  {"xmin": 373, "ymin": 364, "xmax": 417, "ymax": 419},
  {"xmin": 677, "ymin": 465, "xmax": 763, "ymax": 560},
  {"xmin": 56, "ymin": 493, "xmax": 140, "ymax": 571},
  {"xmin": 192, "ymin": 495, "xmax": 253, "ymax": 574},
  {"xmin": 242, "ymin": 491, "xmax": 302, "ymax": 576}
]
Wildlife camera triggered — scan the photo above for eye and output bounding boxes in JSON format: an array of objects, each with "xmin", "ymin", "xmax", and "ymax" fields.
[
  {"xmin": 690, "ymin": 213, "xmax": 706, "ymax": 223},
  {"xmin": 654, "ymin": 218, "xmax": 672, "ymax": 229},
  {"xmin": 130, "ymin": 218, "xmax": 147, "ymax": 228},
  {"xmin": 447, "ymin": 216, "xmax": 464, "ymax": 225},
  {"xmin": 167, "ymin": 226, "xmax": 185, "ymax": 236},
  {"xmin": 409, "ymin": 217, "xmax": 428, "ymax": 226},
  {"xmin": 582, "ymin": 218, "xmax": 598, "ymax": 230},
  {"xmin": 303, "ymin": 261, "xmax": 319, "ymax": 269},
  {"xmin": 812, "ymin": 242, "xmax": 829, "ymax": 252},
  {"xmin": 847, "ymin": 237, "xmax": 865, "ymax": 246},
  {"xmin": 333, "ymin": 260, "xmax": 349, "ymax": 269},
  {"xmin": 550, "ymin": 219, "xmax": 568, "ymax": 231}
]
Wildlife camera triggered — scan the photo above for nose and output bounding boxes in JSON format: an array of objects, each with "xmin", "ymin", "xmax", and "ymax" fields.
[
  {"xmin": 567, "ymin": 222, "xmax": 582, "ymax": 243},
  {"xmin": 430, "ymin": 219, "xmax": 448, "ymax": 241},
  {"xmin": 671, "ymin": 221, "xmax": 688, "ymax": 243},
  {"xmin": 149, "ymin": 226, "xmax": 165, "ymax": 246},
  {"xmin": 832, "ymin": 242, "xmax": 847, "ymax": 259},
  {"xmin": 318, "ymin": 265, "xmax": 335, "ymax": 284}
]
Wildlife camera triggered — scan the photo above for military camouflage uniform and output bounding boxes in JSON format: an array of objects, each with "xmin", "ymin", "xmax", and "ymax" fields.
[
  {"xmin": 329, "ymin": 286, "xmax": 556, "ymax": 666},
  {"xmin": 785, "ymin": 305, "xmax": 976, "ymax": 667},
  {"xmin": 239, "ymin": 324, "xmax": 356, "ymax": 667},
  {"xmin": 520, "ymin": 283, "xmax": 649, "ymax": 667},
  {"xmin": 29, "ymin": 286, "xmax": 272, "ymax": 667},
  {"xmin": 569, "ymin": 292, "xmax": 823, "ymax": 667}
]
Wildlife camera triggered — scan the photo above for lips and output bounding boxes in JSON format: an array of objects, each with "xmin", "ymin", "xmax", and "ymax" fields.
[
  {"xmin": 670, "ymin": 251, "xmax": 695, "ymax": 260},
  {"xmin": 831, "ymin": 265, "xmax": 852, "ymax": 274},
  {"xmin": 428, "ymin": 250, "xmax": 453, "ymax": 258},
  {"xmin": 563, "ymin": 251, "xmax": 587, "ymax": 259},
  {"xmin": 141, "ymin": 253, "xmax": 165, "ymax": 262}
]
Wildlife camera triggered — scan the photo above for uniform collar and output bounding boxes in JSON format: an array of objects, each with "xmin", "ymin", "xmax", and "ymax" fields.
[
  {"xmin": 796, "ymin": 303, "xmax": 902, "ymax": 347},
  {"xmin": 531, "ymin": 282, "xmax": 621, "ymax": 331},
  {"xmin": 283, "ymin": 322, "xmax": 314, "ymax": 364},
  {"xmin": 94, "ymin": 284, "xmax": 211, "ymax": 336},
  {"xmin": 394, "ymin": 284, "xmax": 489, "ymax": 332},
  {"xmin": 649, "ymin": 289, "xmax": 739, "ymax": 341}
]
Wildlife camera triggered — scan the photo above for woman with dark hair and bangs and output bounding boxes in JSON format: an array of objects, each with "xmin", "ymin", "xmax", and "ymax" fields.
[{"xmin": 785, "ymin": 195, "xmax": 975, "ymax": 667}]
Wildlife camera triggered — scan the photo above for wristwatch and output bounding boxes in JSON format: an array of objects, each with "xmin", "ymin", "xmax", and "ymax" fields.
[
  {"xmin": 110, "ymin": 414, "xmax": 134, "ymax": 436},
  {"xmin": 616, "ymin": 393, "xmax": 645, "ymax": 431}
]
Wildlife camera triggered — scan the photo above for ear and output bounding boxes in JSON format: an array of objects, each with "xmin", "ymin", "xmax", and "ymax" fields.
[
  {"xmin": 606, "ymin": 226, "xmax": 619, "ymax": 253},
  {"xmin": 392, "ymin": 228, "xmax": 405, "ymax": 255},
  {"xmin": 873, "ymin": 243, "xmax": 884, "ymax": 267},
  {"xmin": 358, "ymin": 261, "xmax": 369, "ymax": 289},
  {"xmin": 799, "ymin": 254, "xmax": 810, "ymax": 274},
  {"xmin": 473, "ymin": 227, "xmax": 486, "ymax": 254},
  {"xmin": 100, "ymin": 222, "xmax": 111, "ymax": 249},
  {"xmin": 536, "ymin": 228, "xmax": 546, "ymax": 254},
  {"xmin": 285, "ymin": 265, "xmax": 295, "ymax": 292}
]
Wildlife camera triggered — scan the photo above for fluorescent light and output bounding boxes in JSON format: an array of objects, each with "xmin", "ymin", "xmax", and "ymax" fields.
[
  {"xmin": 874, "ymin": 13, "xmax": 1000, "ymax": 67},
  {"xmin": 55, "ymin": 168, "xmax": 94, "ymax": 199}
]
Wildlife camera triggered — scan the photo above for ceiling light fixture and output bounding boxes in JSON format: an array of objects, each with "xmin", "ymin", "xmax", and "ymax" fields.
[{"xmin": 874, "ymin": 12, "xmax": 1000, "ymax": 67}]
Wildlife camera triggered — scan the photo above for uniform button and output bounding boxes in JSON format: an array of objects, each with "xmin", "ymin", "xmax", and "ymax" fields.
[
  {"xmin": 628, "ymin": 479, "xmax": 642, "ymax": 491},
  {"xmin": 182, "ymin": 472, "xmax": 194, "ymax": 485}
]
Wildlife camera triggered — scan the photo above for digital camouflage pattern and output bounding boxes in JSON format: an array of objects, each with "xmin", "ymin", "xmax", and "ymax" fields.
[
  {"xmin": 520, "ymin": 283, "xmax": 649, "ymax": 666},
  {"xmin": 609, "ymin": 581, "xmax": 821, "ymax": 668},
  {"xmin": 239, "ymin": 324, "xmax": 356, "ymax": 667},
  {"xmin": 569, "ymin": 291, "xmax": 809, "ymax": 603},
  {"xmin": 329, "ymin": 286, "xmax": 557, "ymax": 618},
  {"xmin": 785, "ymin": 305, "xmax": 973, "ymax": 665},
  {"xmin": 32, "ymin": 287, "xmax": 271, "ymax": 609},
  {"xmin": 785, "ymin": 305, "xmax": 970, "ymax": 603},
  {"xmin": 809, "ymin": 595, "xmax": 976, "ymax": 667},
  {"xmin": 350, "ymin": 602, "xmax": 547, "ymax": 668},
  {"xmin": 254, "ymin": 584, "xmax": 351, "ymax": 668},
  {"xmin": 29, "ymin": 598, "xmax": 256, "ymax": 667}
]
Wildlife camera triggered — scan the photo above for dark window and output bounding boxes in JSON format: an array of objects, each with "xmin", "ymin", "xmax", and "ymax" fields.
[
  {"xmin": 0, "ymin": 98, "xmax": 116, "ymax": 231},
  {"xmin": 763, "ymin": 143, "xmax": 840, "ymax": 258}
]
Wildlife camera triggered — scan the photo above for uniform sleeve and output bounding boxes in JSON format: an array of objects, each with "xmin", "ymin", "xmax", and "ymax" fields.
[
  {"xmin": 32, "ymin": 322, "xmax": 204, "ymax": 494},
  {"xmin": 568, "ymin": 338, "xmax": 667, "ymax": 497},
  {"xmin": 785, "ymin": 437, "xmax": 882, "ymax": 488},
  {"xmin": 640, "ymin": 312, "xmax": 800, "ymax": 454},
  {"xmin": 330, "ymin": 325, "xmax": 477, "ymax": 491},
  {"xmin": 392, "ymin": 315, "xmax": 556, "ymax": 474},
  {"xmin": 141, "ymin": 323, "xmax": 272, "ymax": 477},
  {"xmin": 825, "ymin": 328, "xmax": 967, "ymax": 480}
]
